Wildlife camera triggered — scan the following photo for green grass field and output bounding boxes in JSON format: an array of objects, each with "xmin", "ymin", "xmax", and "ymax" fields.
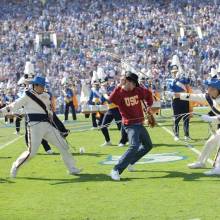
[{"xmin": 0, "ymin": 108, "xmax": 220, "ymax": 220}]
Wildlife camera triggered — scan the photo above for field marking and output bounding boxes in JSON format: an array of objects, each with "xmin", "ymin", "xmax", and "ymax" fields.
[
  {"xmin": 0, "ymin": 135, "xmax": 23, "ymax": 150},
  {"xmin": 158, "ymin": 123, "xmax": 214, "ymax": 165}
]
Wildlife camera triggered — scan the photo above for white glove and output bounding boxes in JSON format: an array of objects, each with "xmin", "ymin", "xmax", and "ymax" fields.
[{"xmin": 201, "ymin": 115, "xmax": 219, "ymax": 123}]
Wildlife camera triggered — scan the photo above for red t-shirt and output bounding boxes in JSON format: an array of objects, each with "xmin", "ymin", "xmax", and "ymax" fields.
[{"xmin": 109, "ymin": 86, "xmax": 153, "ymax": 125}]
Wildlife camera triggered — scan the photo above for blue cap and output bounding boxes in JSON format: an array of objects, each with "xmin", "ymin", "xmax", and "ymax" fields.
[
  {"xmin": 204, "ymin": 78, "xmax": 220, "ymax": 89},
  {"xmin": 31, "ymin": 76, "xmax": 46, "ymax": 87}
]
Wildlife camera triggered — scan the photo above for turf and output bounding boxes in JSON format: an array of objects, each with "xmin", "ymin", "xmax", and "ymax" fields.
[{"xmin": 0, "ymin": 109, "xmax": 220, "ymax": 220}]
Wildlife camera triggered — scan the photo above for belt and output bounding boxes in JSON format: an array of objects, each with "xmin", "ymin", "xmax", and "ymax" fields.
[{"xmin": 26, "ymin": 114, "xmax": 49, "ymax": 122}]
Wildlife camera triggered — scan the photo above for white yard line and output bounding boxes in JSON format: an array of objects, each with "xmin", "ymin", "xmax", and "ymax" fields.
[
  {"xmin": 158, "ymin": 123, "xmax": 214, "ymax": 165},
  {"xmin": 0, "ymin": 135, "xmax": 23, "ymax": 150}
]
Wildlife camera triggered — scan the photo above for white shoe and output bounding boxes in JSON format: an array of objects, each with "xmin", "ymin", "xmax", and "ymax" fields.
[
  {"xmin": 118, "ymin": 143, "xmax": 125, "ymax": 147},
  {"xmin": 127, "ymin": 164, "xmax": 135, "ymax": 172},
  {"xmin": 188, "ymin": 161, "xmax": 206, "ymax": 169},
  {"xmin": 10, "ymin": 162, "xmax": 17, "ymax": 178},
  {"xmin": 110, "ymin": 169, "xmax": 120, "ymax": 181},
  {"xmin": 69, "ymin": 167, "xmax": 82, "ymax": 175},
  {"xmin": 90, "ymin": 127, "xmax": 97, "ymax": 130},
  {"xmin": 184, "ymin": 136, "xmax": 191, "ymax": 141},
  {"xmin": 174, "ymin": 136, "xmax": 179, "ymax": 141},
  {"xmin": 101, "ymin": 141, "xmax": 112, "ymax": 147},
  {"xmin": 13, "ymin": 131, "xmax": 20, "ymax": 135},
  {"xmin": 204, "ymin": 168, "xmax": 220, "ymax": 176},
  {"xmin": 46, "ymin": 150, "xmax": 54, "ymax": 155}
]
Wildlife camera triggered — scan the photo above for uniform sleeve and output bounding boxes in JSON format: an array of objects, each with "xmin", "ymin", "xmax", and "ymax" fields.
[
  {"xmin": 1, "ymin": 95, "xmax": 27, "ymax": 114},
  {"xmin": 109, "ymin": 87, "xmax": 122, "ymax": 105},
  {"xmin": 180, "ymin": 93, "xmax": 206, "ymax": 102}
]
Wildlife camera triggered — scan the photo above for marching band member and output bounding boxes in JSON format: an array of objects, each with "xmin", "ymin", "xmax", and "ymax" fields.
[
  {"xmin": 109, "ymin": 72, "xmax": 153, "ymax": 181},
  {"xmin": 176, "ymin": 77, "xmax": 220, "ymax": 175},
  {"xmin": 62, "ymin": 84, "xmax": 77, "ymax": 122},
  {"xmin": 80, "ymin": 79, "xmax": 91, "ymax": 118},
  {"xmin": 168, "ymin": 55, "xmax": 190, "ymax": 141},
  {"xmin": 0, "ymin": 76, "xmax": 81, "ymax": 177},
  {"xmin": 16, "ymin": 74, "xmax": 54, "ymax": 154},
  {"xmin": 140, "ymin": 76, "xmax": 161, "ymax": 115},
  {"xmin": 99, "ymin": 78, "xmax": 128, "ymax": 147},
  {"xmin": 88, "ymin": 80, "xmax": 103, "ymax": 129}
]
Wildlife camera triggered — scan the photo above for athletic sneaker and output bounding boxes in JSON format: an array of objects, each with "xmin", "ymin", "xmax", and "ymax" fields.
[
  {"xmin": 188, "ymin": 161, "xmax": 206, "ymax": 169},
  {"xmin": 46, "ymin": 150, "xmax": 54, "ymax": 155},
  {"xmin": 118, "ymin": 143, "xmax": 125, "ymax": 147},
  {"xmin": 127, "ymin": 164, "xmax": 135, "ymax": 172},
  {"xmin": 174, "ymin": 136, "xmax": 179, "ymax": 141},
  {"xmin": 110, "ymin": 169, "xmax": 120, "ymax": 181},
  {"xmin": 69, "ymin": 167, "xmax": 82, "ymax": 175},
  {"xmin": 10, "ymin": 162, "xmax": 17, "ymax": 178},
  {"xmin": 90, "ymin": 127, "xmax": 97, "ymax": 130},
  {"xmin": 184, "ymin": 136, "xmax": 191, "ymax": 141},
  {"xmin": 13, "ymin": 131, "xmax": 20, "ymax": 135},
  {"xmin": 100, "ymin": 141, "xmax": 112, "ymax": 147},
  {"xmin": 204, "ymin": 168, "xmax": 220, "ymax": 176}
]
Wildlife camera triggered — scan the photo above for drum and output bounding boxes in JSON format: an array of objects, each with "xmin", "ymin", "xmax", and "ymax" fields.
[
  {"xmin": 81, "ymin": 104, "xmax": 91, "ymax": 114},
  {"xmin": 152, "ymin": 101, "xmax": 161, "ymax": 109},
  {"xmin": 152, "ymin": 101, "xmax": 161, "ymax": 114},
  {"xmin": 98, "ymin": 105, "xmax": 108, "ymax": 113},
  {"xmin": 81, "ymin": 104, "xmax": 99, "ymax": 114}
]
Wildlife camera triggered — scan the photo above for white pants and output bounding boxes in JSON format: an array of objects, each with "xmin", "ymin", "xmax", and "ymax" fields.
[
  {"xmin": 13, "ymin": 122, "xmax": 76, "ymax": 172},
  {"xmin": 198, "ymin": 129, "xmax": 220, "ymax": 168}
]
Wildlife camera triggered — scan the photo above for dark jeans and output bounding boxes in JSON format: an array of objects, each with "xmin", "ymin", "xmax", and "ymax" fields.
[
  {"xmin": 101, "ymin": 108, "xmax": 128, "ymax": 144},
  {"xmin": 92, "ymin": 112, "xmax": 103, "ymax": 128},
  {"xmin": 64, "ymin": 101, "xmax": 76, "ymax": 120},
  {"xmin": 114, "ymin": 124, "xmax": 153, "ymax": 174},
  {"xmin": 172, "ymin": 98, "xmax": 189, "ymax": 137}
]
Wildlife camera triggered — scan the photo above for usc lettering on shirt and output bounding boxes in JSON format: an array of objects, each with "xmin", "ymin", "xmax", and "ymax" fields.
[
  {"xmin": 124, "ymin": 95, "xmax": 139, "ymax": 107},
  {"xmin": 109, "ymin": 86, "xmax": 153, "ymax": 125}
]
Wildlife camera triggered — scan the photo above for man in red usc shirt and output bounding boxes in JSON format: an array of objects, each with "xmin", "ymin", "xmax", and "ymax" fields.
[{"xmin": 109, "ymin": 71, "xmax": 154, "ymax": 181}]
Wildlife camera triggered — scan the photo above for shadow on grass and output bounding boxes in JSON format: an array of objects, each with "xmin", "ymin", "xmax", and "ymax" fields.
[
  {"xmin": 0, "ymin": 178, "xmax": 15, "ymax": 184},
  {"xmin": 135, "ymin": 170, "xmax": 219, "ymax": 181},
  {"xmin": 73, "ymin": 153, "xmax": 107, "ymax": 157},
  {"xmin": 37, "ymin": 152, "xmax": 107, "ymax": 157},
  {"xmin": 0, "ymin": 156, "xmax": 12, "ymax": 159},
  {"xmin": 17, "ymin": 173, "xmax": 144, "ymax": 185},
  {"xmin": 153, "ymin": 143, "xmax": 184, "ymax": 147}
]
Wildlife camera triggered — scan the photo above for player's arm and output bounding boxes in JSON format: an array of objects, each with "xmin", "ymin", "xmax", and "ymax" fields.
[{"xmin": 0, "ymin": 95, "xmax": 27, "ymax": 115}]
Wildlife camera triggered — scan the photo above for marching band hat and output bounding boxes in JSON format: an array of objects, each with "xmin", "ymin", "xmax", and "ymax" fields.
[
  {"xmin": 31, "ymin": 76, "xmax": 46, "ymax": 87},
  {"xmin": 204, "ymin": 78, "xmax": 220, "ymax": 90}
]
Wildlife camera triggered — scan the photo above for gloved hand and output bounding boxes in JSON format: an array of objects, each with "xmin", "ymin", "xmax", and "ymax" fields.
[{"xmin": 201, "ymin": 115, "xmax": 219, "ymax": 123}]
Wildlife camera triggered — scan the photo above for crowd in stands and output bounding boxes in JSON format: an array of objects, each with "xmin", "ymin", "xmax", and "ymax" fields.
[{"xmin": 1, "ymin": 0, "xmax": 220, "ymax": 112}]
